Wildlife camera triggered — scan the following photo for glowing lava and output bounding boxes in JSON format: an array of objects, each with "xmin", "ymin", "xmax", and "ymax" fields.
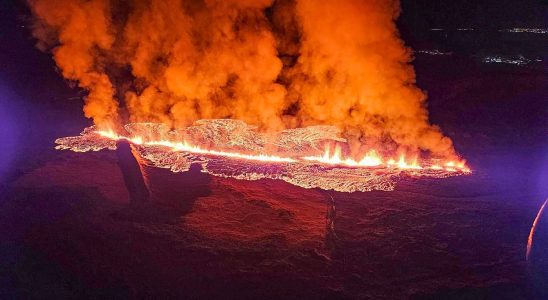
[
  {"xmin": 96, "ymin": 130, "xmax": 297, "ymax": 164},
  {"xmin": 96, "ymin": 130, "xmax": 469, "ymax": 172},
  {"xmin": 55, "ymin": 121, "xmax": 471, "ymax": 193},
  {"xmin": 303, "ymin": 145, "xmax": 383, "ymax": 167}
]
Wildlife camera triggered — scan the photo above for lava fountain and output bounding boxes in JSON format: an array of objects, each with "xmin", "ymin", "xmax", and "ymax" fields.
[{"xmin": 55, "ymin": 120, "xmax": 470, "ymax": 193}]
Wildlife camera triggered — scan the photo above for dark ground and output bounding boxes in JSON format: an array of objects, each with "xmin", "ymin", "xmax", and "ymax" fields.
[{"xmin": 1, "ymin": 1, "xmax": 547, "ymax": 299}]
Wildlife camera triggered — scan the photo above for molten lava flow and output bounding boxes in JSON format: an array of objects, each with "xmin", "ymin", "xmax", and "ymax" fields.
[
  {"xmin": 303, "ymin": 145, "xmax": 383, "ymax": 167},
  {"xmin": 55, "ymin": 121, "xmax": 470, "ymax": 193},
  {"xmin": 98, "ymin": 131, "xmax": 468, "ymax": 172},
  {"xmin": 96, "ymin": 130, "xmax": 297, "ymax": 164}
]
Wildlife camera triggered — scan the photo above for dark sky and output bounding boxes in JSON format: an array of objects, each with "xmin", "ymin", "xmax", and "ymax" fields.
[
  {"xmin": 400, "ymin": 0, "xmax": 547, "ymax": 30},
  {"xmin": 2, "ymin": 1, "xmax": 547, "ymax": 40},
  {"xmin": 4, "ymin": 0, "xmax": 547, "ymax": 32}
]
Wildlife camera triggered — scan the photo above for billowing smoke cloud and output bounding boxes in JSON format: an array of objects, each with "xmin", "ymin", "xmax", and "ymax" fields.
[
  {"xmin": 29, "ymin": 0, "xmax": 119, "ymax": 126},
  {"xmin": 28, "ymin": 0, "xmax": 456, "ymax": 158},
  {"xmin": 285, "ymin": 0, "xmax": 454, "ymax": 156}
]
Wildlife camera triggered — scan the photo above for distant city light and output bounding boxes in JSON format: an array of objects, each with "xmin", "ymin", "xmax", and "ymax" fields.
[
  {"xmin": 481, "ymin": 55, "xmax": 542, "ymax": 66},
  {"xmin": 416, "ymin": 50, "xmax": 452, "ymax": 56},
  {"xmin": 500, "ymin": 28, "xmax": 547, "ymax": 34},
  {"xmin": 429, "ymin": 28, "xmax": 547, "ymax": 34}
]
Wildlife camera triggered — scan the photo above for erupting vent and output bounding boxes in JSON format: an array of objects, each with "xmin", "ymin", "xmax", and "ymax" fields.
[{"xmin": 55, "ymin": 120, "xmax": 470, "ymax": 193}]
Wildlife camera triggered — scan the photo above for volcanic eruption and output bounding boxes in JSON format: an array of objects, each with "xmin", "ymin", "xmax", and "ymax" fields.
[{"xmin": 28, "ymin": 0, "xmax": 470, "ymax": 192}]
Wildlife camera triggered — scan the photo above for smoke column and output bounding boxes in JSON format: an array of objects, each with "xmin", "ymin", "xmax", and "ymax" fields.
[
  {"xmin": 286, "ymin": 0, "xmax": 454, "ymax": 156},
  {"xmin": 28, "ymin": 0, "xmax": 119, "ymax": 127},
  {"xmin": 27, "ymin": 0, "xmax": 457, "ymax": 158}
]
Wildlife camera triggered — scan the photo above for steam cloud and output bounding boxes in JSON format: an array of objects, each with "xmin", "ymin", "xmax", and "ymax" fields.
[{"xmin": 28, "ymin": 0, "xmax": 456, "ymax": 158}]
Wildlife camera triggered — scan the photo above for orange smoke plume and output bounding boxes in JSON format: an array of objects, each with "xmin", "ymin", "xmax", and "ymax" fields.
[
  {"xmin": 27, "ymin": 0, "xmax": 457, "ymax": 158},
  {"xmin": 285, "ymin": 0, "xmax": 454, "ymax": 156},
  {"xmin": 28, "ymin": 0, "xmax": 119, "ymax": 128}
]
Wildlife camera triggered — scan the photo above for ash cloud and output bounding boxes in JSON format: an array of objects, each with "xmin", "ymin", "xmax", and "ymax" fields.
[{"xmin": 27, "ymin": 0, "xmax": 456, "ymax": 158}]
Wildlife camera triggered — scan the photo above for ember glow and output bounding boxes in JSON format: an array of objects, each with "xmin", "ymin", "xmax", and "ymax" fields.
[{"xmin": 56, "ymin": 121, "xmax": 470, "ymax": 193}]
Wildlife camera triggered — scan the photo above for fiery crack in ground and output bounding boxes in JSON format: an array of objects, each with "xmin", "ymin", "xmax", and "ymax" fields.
[{"xmin": 55, "ymin": 120, "xmax": 470, "ymax": 193}]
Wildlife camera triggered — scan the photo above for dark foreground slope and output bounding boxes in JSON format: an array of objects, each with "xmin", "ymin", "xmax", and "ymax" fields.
[{"xmin": 1, "ymin": 140, "xmax": 546, "ymax": 299}]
